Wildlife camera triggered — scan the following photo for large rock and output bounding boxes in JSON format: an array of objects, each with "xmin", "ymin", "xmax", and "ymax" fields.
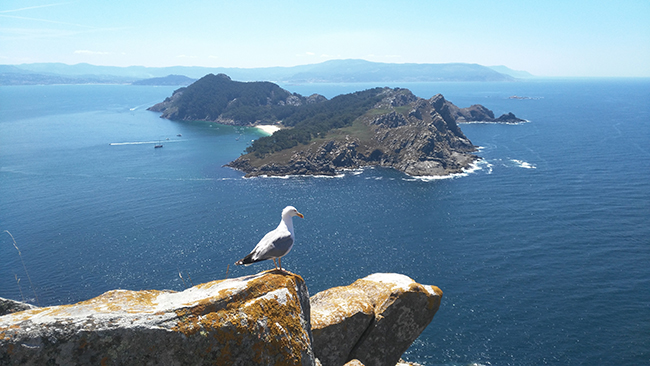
[
  {"xmin": 310, "ymin": 287, "xmax": 374, "ymax": 365},
  {"xmin": 0, "ymin": 271, "xmax": 315, "ymax": 366},
  {"xmin": 311, "ymin": 274, "xmax": 442, "ymax": 366},
  {"xmin": 0, "ymin": 297, "xmax": 37, "ymax": 317}
]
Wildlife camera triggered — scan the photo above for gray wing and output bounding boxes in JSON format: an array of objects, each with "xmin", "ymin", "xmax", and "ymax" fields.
[{"xmin": 254, "ymin": 234, "xmax": 294, "ymax": 261}]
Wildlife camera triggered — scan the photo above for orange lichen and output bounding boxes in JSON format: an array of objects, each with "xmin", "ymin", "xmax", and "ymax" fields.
[
  {"xmin": 67, "ymin": 289, "xmax": 168, "ymax": 314},
  {"xmin": 430, "ymin": 285, "xmax": 443, "ymax": 297},
  {"xmin": 1, "ymin": 272, "xmax": 312, "ymax": 365},
  {"xmin": 171, "ymin": 272, "xmax": 310, "ymax": 365}
]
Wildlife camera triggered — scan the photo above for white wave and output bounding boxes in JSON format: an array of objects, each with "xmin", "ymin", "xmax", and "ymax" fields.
[
  {"xmin": 110, "ymin": 141, "xmax": 159, "ymax": 146},
  {"xmin": 460, "ymin": 120, "xmax": 530, "ymax": 125},
  {"xmin": 312, "ymin": 174, "xmax": 346, "ymax": 178},
  {"xmin": 480, "ymin": 159, "xmax": 494, "ymax": 174},
  {"xmin": 110, "ymin": 140, "xmax": 180, "ymax": 146},
  {"xmin": 124, "ymin": 176, "xmax": 218, "ymax": 181},
  {"xmin": 402, "ymin": 159, "xmax": 488, "ymax": 182},
  {"xmin": 511, "ymin": 159, "xmax": 536, "ymax": 169},
  {"xmin": 250, "ymin": 173, "xmax": 345, "ymax": 179},
  {"xmin": 241, "ymin": 160, "xmax": 491, "ymax": 181},
  {"xmin": 338, "ymin": 167, "xmax": 365, "ymax": 176}
]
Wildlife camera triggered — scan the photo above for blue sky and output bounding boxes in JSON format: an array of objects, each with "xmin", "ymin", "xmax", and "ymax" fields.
[{"xmin": 1, "ymin": 0, "xmax": 649, "ymax": 76}]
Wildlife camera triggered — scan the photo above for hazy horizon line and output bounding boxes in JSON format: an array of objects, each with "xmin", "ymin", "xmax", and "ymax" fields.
[{"xmin": 4, "ymin": 59, "xmax": 650, "ymax": 78}]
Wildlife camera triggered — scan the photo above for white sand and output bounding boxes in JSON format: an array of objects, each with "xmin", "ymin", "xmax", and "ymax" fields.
[{"xmin": 255, "ymin": 125, "xmax": 281, "ymax": 135}]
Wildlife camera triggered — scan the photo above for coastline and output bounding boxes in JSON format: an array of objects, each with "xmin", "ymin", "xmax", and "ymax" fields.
[{"xmin": 255, "ymin": 125, "xmax": 281, "ymax": 135}]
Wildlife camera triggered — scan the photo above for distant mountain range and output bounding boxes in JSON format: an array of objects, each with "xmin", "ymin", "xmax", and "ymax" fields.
[{"xmin": 0, "ymin": 59, "xmax": 534, "ymax": 86}]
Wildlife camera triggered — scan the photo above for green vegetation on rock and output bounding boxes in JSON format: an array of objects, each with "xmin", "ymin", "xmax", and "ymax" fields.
[
  {"xmin": 246, "ymin": 88, "xmax": 386, "ymax": 157},
  {"xmin": 149, "ymin": 74, "xmax": 525, "ymax": 178}
]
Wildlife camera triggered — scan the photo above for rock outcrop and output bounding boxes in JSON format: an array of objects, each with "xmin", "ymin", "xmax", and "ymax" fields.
[
  {"xmin": 0, "ymin": 297, "xmax": 36, "ymax": 317},
  {"xmin": 450, "ymin": 104, "xmax": 526, "ymax": 124},
  {"xmin": 1, "ymin": 272, "xmax": 442, "ymax": 366},
  {"xmin": 0, "ymin": 271, "xmax": 314, "ymax": 366},
  {"xmin": 310, "ymin": 274, "xmax": 442, "ymax": 366}
]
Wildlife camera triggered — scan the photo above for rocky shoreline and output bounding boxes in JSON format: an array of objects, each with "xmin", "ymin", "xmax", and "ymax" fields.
[{"xmin": 226, "ymin": 90, "xmax": 514, "ymax": 178}]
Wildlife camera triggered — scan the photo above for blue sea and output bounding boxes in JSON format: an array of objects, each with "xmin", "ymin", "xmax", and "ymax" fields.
[{"xmin": 1, "ymin": 79, "xmax": 649, "ymax": 365}]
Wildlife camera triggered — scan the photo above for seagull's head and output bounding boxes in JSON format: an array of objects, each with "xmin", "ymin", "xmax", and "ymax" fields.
[{"xmin": 283, "ymin": 206, "xmax": 304, "ymax": 219}]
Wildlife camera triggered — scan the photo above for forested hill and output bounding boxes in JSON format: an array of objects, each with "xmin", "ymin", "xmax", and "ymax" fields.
[
  {"xmin": 149, "ymin": 74, "xmax": 392, "ymax": 155},
  {"xmin": 148, "ymin": 73, "xmax": 325, "ymax": 124},
  {"xmin": 246, "ymin": 88, "xmax": 386, "ymax": 156}
]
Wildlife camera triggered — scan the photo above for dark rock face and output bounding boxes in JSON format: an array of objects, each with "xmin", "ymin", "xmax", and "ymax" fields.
[
  {"xmin": 0, "ymin": 297, "xmax": 36, "ymax": 316},
  {"xmin": 494, "ymin": 112, "xmax": 527, "ymax": 123},
  {"xmin": 450, "ymin": 103, "xmax": 526, "ymax": 124}
]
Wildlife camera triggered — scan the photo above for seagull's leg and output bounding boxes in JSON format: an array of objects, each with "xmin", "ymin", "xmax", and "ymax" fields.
[
  {"xmin": 278, "ymin": 257, "xmax": 283, "ymax": 272},
  {"xmin": 273, "ymin": 258, "xmax": 278, "ymax": 270}
]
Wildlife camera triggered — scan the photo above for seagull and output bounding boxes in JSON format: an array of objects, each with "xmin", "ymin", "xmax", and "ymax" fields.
[{"xmin": 235, "ymin": 206, "xmax": 304, "ymax": 271}]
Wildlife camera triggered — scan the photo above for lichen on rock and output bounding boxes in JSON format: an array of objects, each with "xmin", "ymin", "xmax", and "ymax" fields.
[
  {"xmin": 1, "ymin": 272, "xmax": 441, "ymax": 366},
  {"xmin": 310, "ymin": 273, "xmax": 442, "ymax": 366},
  {"xmin": 0, "ymin": 271, "xmax": 314, "ymax": 366}
]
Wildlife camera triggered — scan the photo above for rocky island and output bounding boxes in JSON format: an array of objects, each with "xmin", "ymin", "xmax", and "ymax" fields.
[{"xmin": 149, "ymin": 74, "xmax": 524, "ymax": 178}]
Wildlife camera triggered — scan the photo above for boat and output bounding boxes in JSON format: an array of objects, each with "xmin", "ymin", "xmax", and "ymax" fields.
[{"xmin": 154, "ymin": 144, "xmax": 163, "ymax": 148}]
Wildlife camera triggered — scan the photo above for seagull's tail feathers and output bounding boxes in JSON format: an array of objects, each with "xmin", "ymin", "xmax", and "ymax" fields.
[{"xmin": 235, "ymin": 252, "xmax": 258, "ymax": 266}]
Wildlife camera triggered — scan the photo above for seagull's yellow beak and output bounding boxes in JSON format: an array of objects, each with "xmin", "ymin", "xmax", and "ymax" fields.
[{"xmin": 297, "ymin": 212, "xmax": 304, "ymax": 218}]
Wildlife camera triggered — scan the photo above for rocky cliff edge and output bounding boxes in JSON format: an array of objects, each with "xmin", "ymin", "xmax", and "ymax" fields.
[{"xmin": 0, "ymin": 272, "xmax": 441, "ymax": 366}]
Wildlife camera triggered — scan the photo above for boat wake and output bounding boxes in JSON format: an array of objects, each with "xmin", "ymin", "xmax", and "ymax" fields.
[{"xmin": 110, "ymin": 140, "xmax": 180, "ymax": 146}]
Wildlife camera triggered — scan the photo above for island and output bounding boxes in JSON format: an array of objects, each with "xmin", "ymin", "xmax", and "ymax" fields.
[{"xmin": 149, "ymin": 74, "xmax": 525, "ymax": 178}]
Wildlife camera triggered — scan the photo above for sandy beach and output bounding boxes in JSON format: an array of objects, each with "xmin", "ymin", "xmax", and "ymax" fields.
[{"xmin": 255, "ymin": 125, "xmax": 281, "ymax": 135}]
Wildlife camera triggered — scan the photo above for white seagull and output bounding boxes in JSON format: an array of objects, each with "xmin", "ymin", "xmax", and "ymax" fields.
[{"xmin": 235, "ymin": 206, "xmax": 304, "ymax": 271}]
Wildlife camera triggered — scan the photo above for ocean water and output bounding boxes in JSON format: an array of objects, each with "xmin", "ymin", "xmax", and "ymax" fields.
[{"xmin": 1, "ymin": 80, "xmax": 649, "ymax": 365}]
